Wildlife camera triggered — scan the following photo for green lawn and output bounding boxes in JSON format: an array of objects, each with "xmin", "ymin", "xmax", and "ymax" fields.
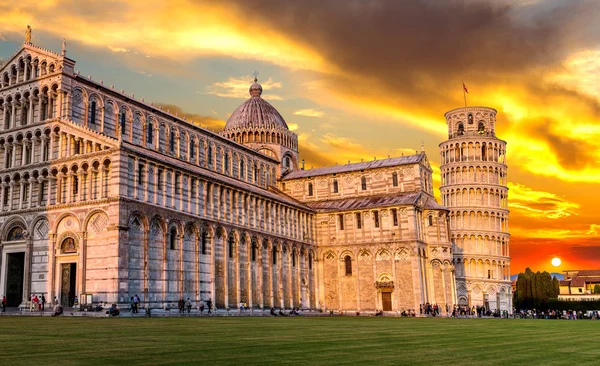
[{"xmin": 0, "ymin": 317, "xmax": 599, "ymax": 365}]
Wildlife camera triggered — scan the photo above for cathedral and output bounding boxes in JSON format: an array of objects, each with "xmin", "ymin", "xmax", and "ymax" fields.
[{"xmin": 0, "ymin": 31, "xmax": 511, "ymax": 313}]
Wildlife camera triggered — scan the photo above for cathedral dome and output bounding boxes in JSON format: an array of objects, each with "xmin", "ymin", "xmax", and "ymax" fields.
[{"xmin": 223, "ymin": 78, "xmax": 289, "ymax": 131}]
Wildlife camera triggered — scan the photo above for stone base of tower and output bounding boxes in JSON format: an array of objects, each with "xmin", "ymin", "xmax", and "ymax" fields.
[{"xmin": 455, "ymin": 278, "xmax": 512, "ymax": 313}]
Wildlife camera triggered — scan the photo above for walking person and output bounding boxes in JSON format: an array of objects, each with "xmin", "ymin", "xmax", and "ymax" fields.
[
  {"xmin": 186, "ymin": 298, "xmax": 192, "ymax": 313},
  {"xmin": 207, "ymin": 298, "xmax": 213, "ymax": 314},
  {"xmin": 199, "ymin": 299, "xmax": 205, "ymax": 315},
  {"xmin": 41, "ymin": 294, "xmax": 46, "ymax": 312},
  {"xmin": 133, "ymin": 294, "xmax": 140, "ymax": 313},
  {"xmin": 1, "ymin": 295, "xmax": 6, "ymax": 312}
]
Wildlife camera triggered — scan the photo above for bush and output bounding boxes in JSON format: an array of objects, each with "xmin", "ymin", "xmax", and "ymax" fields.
[{"xmin": 547, "ymin": 298, "xmax": 600, "ymax": 311}]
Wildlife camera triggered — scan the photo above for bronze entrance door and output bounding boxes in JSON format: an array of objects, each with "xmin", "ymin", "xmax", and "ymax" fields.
[
  {"xmin": 6, "ymin": 252, "xmax": 25, "ymax": 307},
  {"xmin": 60, "ymin": 263, "xmax": 77, "ymax": 307},
  {"xmin": 381, "ymin": 291, "xmax": 392, "ymax": 311}
]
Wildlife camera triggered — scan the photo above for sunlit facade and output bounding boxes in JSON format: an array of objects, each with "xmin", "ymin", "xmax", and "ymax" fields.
[{"xmin": 439, "ymin": 107, "xmax": 512, "ymax": 311}]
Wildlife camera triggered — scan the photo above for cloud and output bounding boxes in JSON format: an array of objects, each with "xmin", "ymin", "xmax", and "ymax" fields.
[
  {"xmin": 205, "ymin": 76, "xmax": 283, "ymax": 100},
  {"xmin": 508, "ymin": 182, "xmax": 580, "ymax": 219},
  {"xmin": 293, "ymin": 109, "xmax": 324, "ymax": 118},
  {"xmin": 108, "ymin": 46, "xmax": 128, "ymax": 53},
  {"xmin": 156, "ymin": 103, "xmax": 225, "ymax": 131}
]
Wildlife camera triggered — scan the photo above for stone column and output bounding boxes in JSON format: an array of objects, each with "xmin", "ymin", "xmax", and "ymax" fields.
[
  {"xmin": 78, "ymin": 232, "xmax": 87, "ymax": 295},
  {"xmin": 22, "ymin": 235, "xmax": 33, "ymax": 303},
  {"xmin": 0, "ymin": 182, "xmax": 6, "ymax": 211},
  {"xmin": 11, "ymin": 143, "xmax": 17, "ymax": 167},
  {"xmin": 8, "ymin": 181, "xmax": 15, "ymax": 210},
  {"xmin": 57, "ymin": 89, "xmax": 63, "ymax": 118},
  {"xmin": 28, "ymin": 178, "xmax": 34, "ymax": 209},
  {"xmin": 11, "ymin": 100, "xmax": 16, "ymax": 129},
  {"xmin": 47, "ymin": 177, "xmax": 54, "ymax": 206},
  {"xmin": 28, "ymin": 95, "xmax": 34, "ymax": 125},
  {"xmin": 257, "ymin": 241, "xmax": 264, "ymax": 309}
]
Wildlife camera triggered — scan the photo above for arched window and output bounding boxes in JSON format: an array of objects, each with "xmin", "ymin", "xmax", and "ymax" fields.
[
  {"xmin": 458, "ymin": 123, "xmax": 464, "ymax": 135},
  {"xmin": 392, "ymin": 172, "xmax": 398, "ymax": 187},
  {"xmin": 120, "ymin": 111, "xmax": 126, "ymax": 135},
  {"xmin": 224, "ymin": 154, "xmax": 229, "ymax": 173},
  {"xmin": 208, "ymin": 146, "xmax": 213, "ymax": 165},
  {"xmin": 169, "ymin": 228, "xmax": 177, "ymax": 250},
  {"xmin": 251, "ymin": 245, "xmax": 257, "ymax": 262},
  {"xmin": 478, "ymin": 121, "xmax": 485, "ymax": 134},
  {"xmin": 189, "ymin": 140, "xmax": 195, "ymax": 159},
  {"xmin": 344, "ymin": 255, "xmax": 352, "ymax": 276},
  {"xmin": 228, "ymin": 235, "xmax": 234, "ymax": 258},
  {"xmin": 468, "ymin": 114, "xmax": 473, "ymax": 124},
  {"xmin": 169, "ymin": 131, "xmax": 175, "ymax": 153},
  {"xmin": 482, "ymin": 143, "xmax": 487, "ymax": 161},
  {"xmin": 333, "ymin": 179, "xmax": 338, "ymax": 193},
  {"xmin": 272, "ymin": 247, "xmax": 277, "ymax": 265},
  {"xmin": 61, "ymin": 237, "xmax": 77, "ymax": 253},
  {"xmin": 308, "ymin": 182, "xmax": 313, "ymax": 196},
  {"xmin": 428, "ymin": 215, "xmax": 434, "ymax": 226},
  {"xmin": 308, "ymin": 252, "xmax": 313, "ymax": 269},
  {"xmin": 240, "ymin": 160, "xmax": 245, "ymax": 178},
  {"xmin": 89, "ymin": 100, "xmax": 96, "ymax": 125},
  {"xmin": 147, "ymin": 122, "xmax": 153, "ymax": 144},
  {"xmin": 292, "ymin": 250, "xmax": 297, "ymax": 267},
  {"xmin": 361, "ymin": 176, "xmax": 367, "ymax": 190}
]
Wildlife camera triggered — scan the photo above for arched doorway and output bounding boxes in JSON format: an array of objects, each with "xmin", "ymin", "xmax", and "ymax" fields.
[
  {"xmin": 59, "ymin": 237, "xmax": 78, "ymax": 307},
  {"xmin": 3, "ymin": 225, "xmax": 27, "ymax": 307},
  {"xmin": 375, "ymin": 274, "xmax": 394, "ymax": 311}
]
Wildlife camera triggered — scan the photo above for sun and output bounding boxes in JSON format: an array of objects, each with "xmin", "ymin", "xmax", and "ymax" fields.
[{"xmin": 551, "ymin": 257, "xmax": 562, "ymax": 267}]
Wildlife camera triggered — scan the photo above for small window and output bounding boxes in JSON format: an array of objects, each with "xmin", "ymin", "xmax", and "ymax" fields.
[
  {"xmin": 338, "ymin": 214, "xmax": 344, "ymax": 230},
  {"xmin": 169, "ymin": 228, "xmax": 177, "ymax": 250},
  {"xmin": 344, "ymin": 256, "xmax": 352, "ymax": 276},
  {"xmin": 208, "ymin": 146, "xmax": 213, "ymax": 165},
  {"xmin": 361, "ymin": 176, "xmax": 367, "ymax": 190},
  {"xmin": 272, "ymin": 248, "xmax": 277, "ymax": 265},
  {"xmin": 309, "ymin": 253, "xmax": 313, "ymax": 270},
  {"xmin": 428, "ymin": 215, "xmax": 433, "ymax": 226},
  {"xmin": 308, "ymin": 183, "xmax": 313, "ymax": 196},
  {"xmin": 147, "ymin": 122, "xmax": 153, "ymax": 144},
  {"xmin": 228, "ymin": 236, "xmax": 234, "ymax": 258},
  {"xmin": 251, "ymin": 245, "xmax": 257, "ymax": 262},
  {"xmin": 72, "ymin": 176, "xmax": 78, "ymax": 195},
  {"xmin": 170, "ymin": 132, "xmax": 175, "ymax": 153},
  {"xmin": 333, "ymin": 179, "xmax": 339, "ymax": 193},
  {"xmin": 138, "ymin": 164, "xmax": 144, "ymax": 186},
  {"xmin": 292, "ymin": 251, "xmax": 296, "ymax": 267},
  {"xmin": 240, "ymin": 160, "xmax": 245, "ymax": 178},
  {"xmin": 487, "ymin": 270, "xmax": 491, "ymax": 279},
  {"xmin": 224, "ymin": 154, "xmax": 229, "ymax": 173},
  {"xmin": 190, "ymin": 141, "xmax": 195, "ymax": 159},
  {"xmin": 458, "ymin": 123, "xmax": 464, "ymax": 135},
  {"xmin": 392, "ymin": 208, "xmax": 398, "ymax": 226},
  {"xmin": 374, "ymin": 211, "xmax": 380, "ymax": 228},
  {"xmin": 120, "ymin": 112, "xmax": 126, "ymax": 135},
  {"xmin": 356, "ymin": 213, "xmax": 362, "ymax": 229},
  {"xmin": 201, "ymin": 232, "xmax": 208, "ymax": 255},
  {"xmin": 157, "ymin": 170, "xmax": 164, "ymax": 190},
  {"xmin": 392, "ymin": 172, "xmax": 398, "ymax": 187},
  {"xmin": 468, "ymin": 114, "xmax": 473, "ymax": 124}
]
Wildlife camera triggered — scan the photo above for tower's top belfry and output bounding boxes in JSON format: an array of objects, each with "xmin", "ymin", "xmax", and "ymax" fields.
[{"xmin": 443, "ymin": 106, "xmax": 498, "ymax": 140}]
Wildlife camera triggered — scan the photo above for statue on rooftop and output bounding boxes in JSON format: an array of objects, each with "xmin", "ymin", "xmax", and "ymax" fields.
[{"xmin": 25, "ymin": 25, "xmax": 32, "ymax": 43}]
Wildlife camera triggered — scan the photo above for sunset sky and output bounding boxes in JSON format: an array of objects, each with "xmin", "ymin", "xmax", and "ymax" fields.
[{"xmin": 1, "ymin": 0, "xmax": 598, "ymax": 274}]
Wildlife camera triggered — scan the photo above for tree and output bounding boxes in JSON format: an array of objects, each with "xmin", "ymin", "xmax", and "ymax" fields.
[
  {"xmin": 594, "ymin": 284, "xmax": 600, "ymax": 294},
  {"xmin": 514, "ymin": 268, "xmax": 559, "ymax": 310}
]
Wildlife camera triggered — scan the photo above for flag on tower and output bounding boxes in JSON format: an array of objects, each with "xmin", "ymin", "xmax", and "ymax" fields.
[{"xmin": 463, "ymin": 83, "xmax": 469, "ymax": 94}]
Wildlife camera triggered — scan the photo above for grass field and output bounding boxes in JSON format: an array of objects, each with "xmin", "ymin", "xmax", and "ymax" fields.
[{"xmin": 1, "ymin": 317, "xmax": 599, "ymax": 365}]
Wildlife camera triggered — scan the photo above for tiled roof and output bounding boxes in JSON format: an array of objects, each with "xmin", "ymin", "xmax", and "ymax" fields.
[
  {"xmin": 304, "ymin": 192, "xmax": 445, "ymax": 213},
  {"xmin": 559, "ymin": 280, "xmax": 570, "ymax": 286},
  {"xmin": 282, "ymin": 154, "xmax": 425, "ymax": 180},
  {"xmin": 574, "ymin": 270, "xmax": 600, "ymax": 276}
]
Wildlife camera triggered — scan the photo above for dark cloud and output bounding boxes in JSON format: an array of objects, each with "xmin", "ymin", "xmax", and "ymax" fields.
[{"xmin": 224, "ymin": 0, "xmax": 598, "ymax": 101}]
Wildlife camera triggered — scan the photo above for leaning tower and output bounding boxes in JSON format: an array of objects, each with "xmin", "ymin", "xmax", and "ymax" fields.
[{"xmin": 439, "ymin": 107, "xmax": 511, "ymax": 312}]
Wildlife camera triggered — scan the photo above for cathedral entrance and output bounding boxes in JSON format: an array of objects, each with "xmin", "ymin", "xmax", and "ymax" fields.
[
  {"xmin": 381, "ymin": 291, "xmax": 392, "ymax": 311},
  {"xmin": 5, "ymin": 252, "xmax": 25, "ymax": 307},
  {"xmin": 60, "ymin": 263, "xmax": 77, "ymax": 307}
]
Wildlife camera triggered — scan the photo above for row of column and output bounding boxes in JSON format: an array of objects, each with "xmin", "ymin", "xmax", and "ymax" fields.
[
  {"xmin": 1, "ymin": 90, "xmax": 58, "ymax": 130},
  {"xmin": 2, "ymin": 137, "xmax": 51, "ymax": 168},
  {"xmin": 131, "ymin": 157, "xmax": 314, "ymax": 242},
  {"xmin": 442, "ymin": 190, "xmax": 508, "ymax": 209}
]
